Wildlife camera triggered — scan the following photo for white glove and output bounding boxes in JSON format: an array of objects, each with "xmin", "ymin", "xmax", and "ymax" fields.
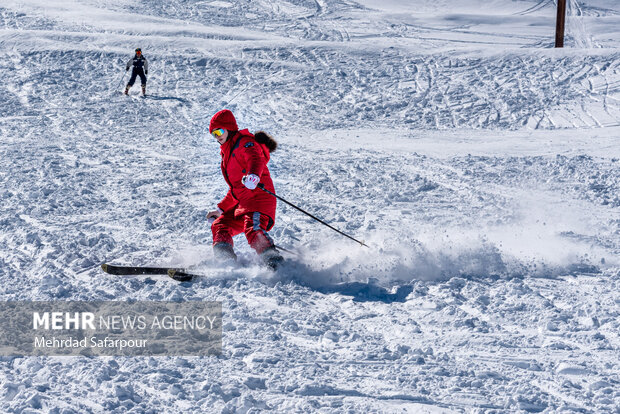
[
  {"xmin": 206, "ymin": 207, "xmax": 223, "ymax": 224},
  {"xmin": 242, "ymin": 174, "xmax": 260, "ymax": 190}
]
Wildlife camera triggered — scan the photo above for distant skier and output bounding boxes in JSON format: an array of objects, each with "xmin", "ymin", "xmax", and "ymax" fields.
[
  {"xmin": 124, "ymin": 48, "xmax": 148, "ymax": 96},
  {"xmin": 206, "ymin": 109, "xmax": 284, "ymax": 270}
]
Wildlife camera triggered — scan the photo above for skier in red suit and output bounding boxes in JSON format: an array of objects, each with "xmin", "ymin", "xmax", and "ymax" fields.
[{"xmin": 206, "ymin": 109, "xmax": 283, "ymax": 269}]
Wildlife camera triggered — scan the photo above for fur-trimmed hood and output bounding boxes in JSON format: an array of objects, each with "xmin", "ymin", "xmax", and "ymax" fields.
[{"xmin": 254, "ymin": 131, "xmax": 277, "ymax": 153}]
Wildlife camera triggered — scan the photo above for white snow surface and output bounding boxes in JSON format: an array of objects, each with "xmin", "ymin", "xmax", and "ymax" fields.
[{"xmin": 1, "ymin": 0, "xmax": 619, "ymax": 412}]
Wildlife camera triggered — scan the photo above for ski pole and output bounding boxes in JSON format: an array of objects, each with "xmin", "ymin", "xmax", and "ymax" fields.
[
  {"xmin": 116, "ymin": 71, "xmax": 127, "ymax": 91},
  {"xmin": 274, "ymin": 244, "xmax": 299, "ymax": 256},
  {"xmin": 257, "ymin": 184, "xmax": 368, "ymax": 248}
]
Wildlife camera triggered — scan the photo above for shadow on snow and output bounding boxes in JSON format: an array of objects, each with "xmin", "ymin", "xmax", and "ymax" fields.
[{"xmin": 145, "ymin": 95, "xmax": 189, "ymax": 104}]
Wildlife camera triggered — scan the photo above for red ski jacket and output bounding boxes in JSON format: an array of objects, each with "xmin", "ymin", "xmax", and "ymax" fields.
[{"xmin": 217, "ymin": 129, "xmax": 276, "ymax": 221}]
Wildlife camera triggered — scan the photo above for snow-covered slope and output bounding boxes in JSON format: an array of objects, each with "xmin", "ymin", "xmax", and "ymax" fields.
[{"xmin": 1, "ymin": 0, "xmax": 619, "ymax": 412}]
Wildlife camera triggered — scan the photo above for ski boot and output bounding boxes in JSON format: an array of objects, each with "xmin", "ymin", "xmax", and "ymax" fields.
[
  {"xmin": 213, "ymin": 242, "xmax": 237, "ymax": 263},
  {"xmin": 141, "ymin": 85, "xmax": 146, "ymax": 96},
  {"xmin": 261, "ymin": 246, "xmax": 283, "ymax": 271},
  {"xmin": 124, "ymin": 85, "xmax": 130, "ymax": 95}
]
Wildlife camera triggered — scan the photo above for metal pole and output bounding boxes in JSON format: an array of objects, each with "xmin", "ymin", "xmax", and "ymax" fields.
[
  {"xmin": 257, "ymin": 184, "xmax": 369, "ymax": 248},
  {"xmin": 116, "ymin": 71, "xmax": 126, "ymax": 91},
  {"xmin": 555, "ymin": 0, "xmax": 567, "ymax": 48}
]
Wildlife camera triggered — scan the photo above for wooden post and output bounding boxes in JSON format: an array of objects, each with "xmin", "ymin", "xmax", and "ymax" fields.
[{"xmin": 555, "ymin": 0, "xmax": 567, "ymax": 47}]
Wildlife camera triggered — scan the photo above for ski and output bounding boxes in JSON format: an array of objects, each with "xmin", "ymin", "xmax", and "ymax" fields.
[
  {"xmin": 101, "ymin": 264, "xmax": 196, "ymax": 282},
  {"xmin": 167, "ymin": 269, "xmax": 195, "ymax": 282}
]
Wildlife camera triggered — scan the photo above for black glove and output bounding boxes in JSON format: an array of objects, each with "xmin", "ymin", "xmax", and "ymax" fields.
[
  {"xmin": 126, "ymin": 67, "xmax": 129, "ymax": 71},
  {"xmin": 145, "ymin": 70, "xmax": 148, "ymax": 75}
]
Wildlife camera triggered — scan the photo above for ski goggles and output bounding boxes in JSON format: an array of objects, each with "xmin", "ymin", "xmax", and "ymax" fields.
[{"xmin": 211, "ymin": 128, "xmax": 225, "ymax": 138}]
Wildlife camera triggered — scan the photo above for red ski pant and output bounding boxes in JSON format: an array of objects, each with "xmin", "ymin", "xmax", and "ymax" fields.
[{"xmin": 212, "ymin": 211, "xmax": 274, "ymax": 254}]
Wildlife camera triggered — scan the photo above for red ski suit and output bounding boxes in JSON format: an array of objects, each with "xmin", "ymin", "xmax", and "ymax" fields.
[{"xmin": 212, "ymin": 129, "xmax": 276, "ymax": 253}]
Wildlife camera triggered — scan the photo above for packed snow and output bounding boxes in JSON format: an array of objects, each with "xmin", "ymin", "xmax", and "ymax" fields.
[{"xmin": 1, "ymin": 0, "xmax": 619, "ymax": 412}]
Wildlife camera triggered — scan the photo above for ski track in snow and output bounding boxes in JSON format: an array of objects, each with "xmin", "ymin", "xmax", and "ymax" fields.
[{"xmin": 0, "ymin": 0, "xmax": 619, "ymax": 412}]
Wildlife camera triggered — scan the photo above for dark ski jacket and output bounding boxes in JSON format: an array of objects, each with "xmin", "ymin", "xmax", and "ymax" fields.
[
  {"xmin": 217, "ymin": 130, "xmax": 276, "ymax": 221},
  {"xmin": 126, "ymin": 55, "xmax": 148, "ymax": 72}
]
